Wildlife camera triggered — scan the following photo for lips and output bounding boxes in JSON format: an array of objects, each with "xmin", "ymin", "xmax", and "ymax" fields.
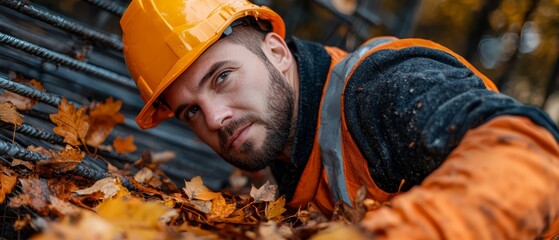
[{"xmin": 228, "ymin": 122, "xmax": 253, "ymax": 150}]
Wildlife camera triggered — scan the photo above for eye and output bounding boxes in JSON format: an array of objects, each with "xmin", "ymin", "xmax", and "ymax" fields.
[
  {"xmin": 184, "ymin": 105, "xmax": 200, "ymax": 120},
  {"xmin": 215, "ymin": 70, "xmax": 231, "ymax": 85}
]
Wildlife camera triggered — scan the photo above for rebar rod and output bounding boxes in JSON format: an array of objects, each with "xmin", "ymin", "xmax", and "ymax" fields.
[
  {"xmin": 0, "ymin": 140, "xmax": 47, "ymax": 161},
  {"xmin": 81, "ymin": 0, "xmax": 126, "ymax": 16},
  {"xmin": 0, "ymin": 121, "xmax": 63, "ymax": 144},
  {"xmin": 0, "ymin": 76, "xmax": 62, "ymax": 106},
  {"xmin": 0, "ymin": 33, "xmax": 136, "ymax": 89},
  {"xmin": 0, "ymin": 0, "xmax": 123, "ymax": 50}
]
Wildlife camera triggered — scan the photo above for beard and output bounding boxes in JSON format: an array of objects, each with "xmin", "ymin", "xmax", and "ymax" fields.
[{"xmin": 217, "ymin": 62, "xmax": 295, "ymax": 171}]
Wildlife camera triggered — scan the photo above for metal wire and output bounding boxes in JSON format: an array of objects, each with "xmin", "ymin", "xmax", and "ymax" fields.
[
  {"xmin": 81, "ymin": 0, "xmax": 126, "ymax": 16},
  {"xmin": 0, "ymin": 0, "xmax": 123, "ymax": 50},
  {"xmin": 0, "ymin": 76, "xmax": 62, "ymax": 106},
  {"xmin": 0, "ymin": 33, "xmax": 136, "ymax": 89}
]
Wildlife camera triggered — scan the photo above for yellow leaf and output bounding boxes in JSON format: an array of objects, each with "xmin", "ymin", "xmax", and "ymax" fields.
[
  {"xmin": 0, "ymin": 101, "xmax": 23, "ymax": 126},
  {"xmin": 96, "ymin": 195, "xmax": 177, "ymax": 239},
  {"xmin": 49, "ymin": 98, "xmax": 89, "ymax": 146},
  {"xmin": 0, "ymin": 166, "xmax": 17, "ymax": 204},
  {"xmin": 183, "ymin": 176, "xmax": 221, "ymax": 201},
  {"xmin": 112, "ymin": 136, "xmax": 137, "ymax": 154},
  {"xmin": 250, "ymin": 181, "xmax": 277, "ymax": 202},
  {"xmin": 208, "ymin": 194, "xmax": 236, "ymax": 221},
  {"xmin": 265, "ymin": 196, "xmax": 286, "ymax": 221},
  {"xmin": 86, "ymin": 98, "xmax": 125, "ymax": 147},
  {"xmin": 30, "ymin": 210, "xmax": 119, "ymax": 240}
]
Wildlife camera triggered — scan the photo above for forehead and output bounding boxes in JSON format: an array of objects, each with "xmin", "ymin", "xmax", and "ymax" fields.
[{"xmin": 162, "ymin": 39, "xmax": 258, "ymax": 98}]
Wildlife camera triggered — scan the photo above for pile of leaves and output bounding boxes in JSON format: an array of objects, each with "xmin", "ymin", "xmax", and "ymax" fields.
[{"xmin": 0, "ymin": 77, "xmax": 380, "ymax": 239}]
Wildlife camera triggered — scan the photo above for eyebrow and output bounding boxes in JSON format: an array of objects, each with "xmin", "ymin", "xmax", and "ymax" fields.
[{"xmin": 173, "ymin": 60, "xmax": 230, "ymax": 118}]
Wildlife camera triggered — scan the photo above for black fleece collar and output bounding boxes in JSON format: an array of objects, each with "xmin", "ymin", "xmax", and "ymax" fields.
[{"xmin": 270, "ymin": 37, "xmax": 331, "ymax": 201}]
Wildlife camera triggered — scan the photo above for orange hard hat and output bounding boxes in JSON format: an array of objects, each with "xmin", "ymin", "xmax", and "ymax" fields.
[{"xmin": 120, "ymin": 0, "xmax": 285, "ymax": 129}]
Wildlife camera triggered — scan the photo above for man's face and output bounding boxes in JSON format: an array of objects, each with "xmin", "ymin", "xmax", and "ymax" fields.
[{"xmin": 163, "ymin": 39, "xmax": 294, "ymax": 171}]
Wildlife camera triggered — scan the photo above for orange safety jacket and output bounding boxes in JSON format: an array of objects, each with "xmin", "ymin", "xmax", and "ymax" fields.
[{"xmin": 274, "ymin": 37, "xmax": 559, "ymax": 239}]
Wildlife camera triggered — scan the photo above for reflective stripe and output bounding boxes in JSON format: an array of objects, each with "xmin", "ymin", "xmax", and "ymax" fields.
[{"xmin": 318, "ymin": 37, "xmax": 396, "ymax": 205}]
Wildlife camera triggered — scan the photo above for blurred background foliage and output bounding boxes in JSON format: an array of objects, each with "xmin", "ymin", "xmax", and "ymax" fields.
[{"xmin": 30, "ymin": 0, "xmax": 559, "ymax": 122}]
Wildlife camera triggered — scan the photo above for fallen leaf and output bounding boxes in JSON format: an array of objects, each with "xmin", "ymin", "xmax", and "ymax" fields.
[
  {"xmin": 18, "ymin": 176, "xmax": 51, "ymax": 215},
  {"xmin": 0, "ymin": 166, "xmax": 18, "ymax": 203},
  {"xmin": 250, "ymin": 181, "xmax": 277, "ymax": 202},
  {"xmin": 74, "ymin": 177, "xmax": 129, "ymax": 200},
  {"xmin": 0, "ymin": 101, "xmax": 23, "ymax": 126},
  {"xmin": 13, "ymin": 214, "xmax": 32, "ymax": 231},
  {"xmin": 37, "ymin": 145, "xmax": 84, "ymax": 174},
  {"xmin": 258, "ymin": 221, "xmax": 292, "ymax": 240},
  {"xmin": 127, "ymin": 177, "xmax": 164, "ymax": 196},
  {"xmin": 112, "ymin": 136, "xmax": 137, "ymax": 154},
  {"xmin": 208, "ymin": 194, "xmax": 236, "ymax": 221},
  {"xmin": 48, "ymin": 196, "xmax": 81, "ymax": 216},
  {"xmin": 133, "ymin": 167, "xmax": 162, "ymax": 188},
  {"xmin": 265, "ymin": 196, "xmax": 286, "ymax": 221},
  {"xmin": 183, "ymin": 176, "xmax": 221, "ymax": 201},
  {"xmin": 11, "ymin": 159, "xmax": 35, "ymax": 170},
  {"xmin": 86, "ymin": 98, "xmax": 125, "ymax": 147},
  {"xmin": 0, "ymin": 78, "xmax": 44, "ymax": 111},
  {"xmin": 50, "ymin": 98, "xmax": 89, "ymax": 146},
  {"xmin": 308, "ymin": 222, "xmax": 369, "ymax": 240},
  {"xmin": 96, "ymin": 195, "xmax": 177, "ymax": 239},
  {"xmin": 190, "ymin": 199, "xmax": 213, "ymax": 213},
  {"xmin": 175, "ymin": 224, "xmax": 221, "ymax": 239},
  {"xmin": 30, "ymin": 210, "xmax": 119, "ymax": 240}
]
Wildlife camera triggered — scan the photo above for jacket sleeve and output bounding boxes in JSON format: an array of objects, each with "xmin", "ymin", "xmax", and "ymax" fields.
[{"xmin": 360, "ymin": 115, "xmax": 559, "ymax": 239}]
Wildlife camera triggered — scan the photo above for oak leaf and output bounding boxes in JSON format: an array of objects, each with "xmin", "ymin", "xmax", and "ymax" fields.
[
  {"xmin": 0, "ymin": 101, "xmax": 23, "ymax": 126},
  {"xmin": 250, "ymin": 181, "xmax": 277, "ymax": 202},
  {"xmin": 183, "ymin": 176, "xmax": 221, "ymax": 201},
  {"xmin": 86, "ymin": 98, "xmax": 125, "ymax": 147},
  {"xmin": 112, "ymin": 136, "xmax": 137, "ymax": 154},
  {"xmin": 0, "ymin": 166, "xmax": 18, "ymax": 204},
  {"xmin": 50, "ymin": 98, "xmax": 89, "ymax": 146},
  {"xmin": 37, "ymin": 145, "xmax": 84, "ymax": 174},
  {"xmin": 265, "ymin": 196, "xmax": 286, "ymax": 221}
]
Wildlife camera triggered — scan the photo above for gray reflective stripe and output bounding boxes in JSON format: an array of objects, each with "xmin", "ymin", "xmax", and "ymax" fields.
[{"xmin": 318, "ymin": 37, "xmax": 396, "ymax": 206}]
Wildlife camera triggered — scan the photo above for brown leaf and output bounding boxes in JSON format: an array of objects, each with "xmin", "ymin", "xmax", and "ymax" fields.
[
  {"xmin": 250, "ymin": 181, "xmax": 277, "ymax": 202},
  {"xmin": 86, "ymin": 98, "xmax": 125, "ymax": 147},
  {"xmin": 112, "ymin": 136, "xmax": 137, "ymax": 154},
  {"xmin": 133, "ymin": 167, "xmax": 162, "ymax": 188},
  {"xmin": 17, "ymin": 176, "xmax": 51, "ymax": 215},
  {"xmin": 265, "ymin": 196, "xmax": 286, "ymax": 221},
  {"xmin": 73, "ymin": 177, "xmax": 129, "ymax": 200},
  {"xmin": 0, "ymin": 101, "xmax": 23, "ymax": 126},
  {"xmin": 37, "ymin": 145, "xmax": 84, "ymax": 174},
  {"xmin": 190, "ymin": 199, "xmax": 212, "ymax": 213},
  {"xmin": 11, "ymin": 159, "xmax": 35, "ymax": 170},
  {"xmin": 0, "ymin": 78, "xmax": 44, "ymax": 111},
  {"xmin": 50, "ymin": 98, "xmax": 89, "ymax": 146},
  {"xmin": 208, "ymin": 195, "xmax": 236, "ymax": 221},
  {"xmin": 0, "ymin": 166, "xmax": 18, "ymax": 204},
  {"xmin": 48, "ymin": 196, "xmax": 81, "ymax": 216},
  {"xmin": 183, "ymin": 176, "xmax": 221, "ymax": 201},
  {"xmin": 127, "ymin": 177, "xmax": 164, "ymax": 196}
]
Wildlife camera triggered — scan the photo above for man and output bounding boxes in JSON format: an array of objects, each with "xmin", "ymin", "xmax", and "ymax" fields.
[{"xmin": 120, "ymin": 0, "xmax": 559, "ymax": 238}]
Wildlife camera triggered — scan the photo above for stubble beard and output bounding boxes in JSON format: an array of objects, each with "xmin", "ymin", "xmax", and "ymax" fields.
[{"xmin": 218, "ymin": 64, "xmax": 294, "ymax": 171}]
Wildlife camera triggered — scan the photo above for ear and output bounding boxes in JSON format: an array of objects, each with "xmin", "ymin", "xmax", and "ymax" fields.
[{"xmin": 262, "ymin": 32, "xmax": 293, "ymax": 73}]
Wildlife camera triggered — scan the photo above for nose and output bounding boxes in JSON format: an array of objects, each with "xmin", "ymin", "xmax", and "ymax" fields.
[{"xmin": 202, "ymin": 100, "xmax": 232, "ymax": 131}]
